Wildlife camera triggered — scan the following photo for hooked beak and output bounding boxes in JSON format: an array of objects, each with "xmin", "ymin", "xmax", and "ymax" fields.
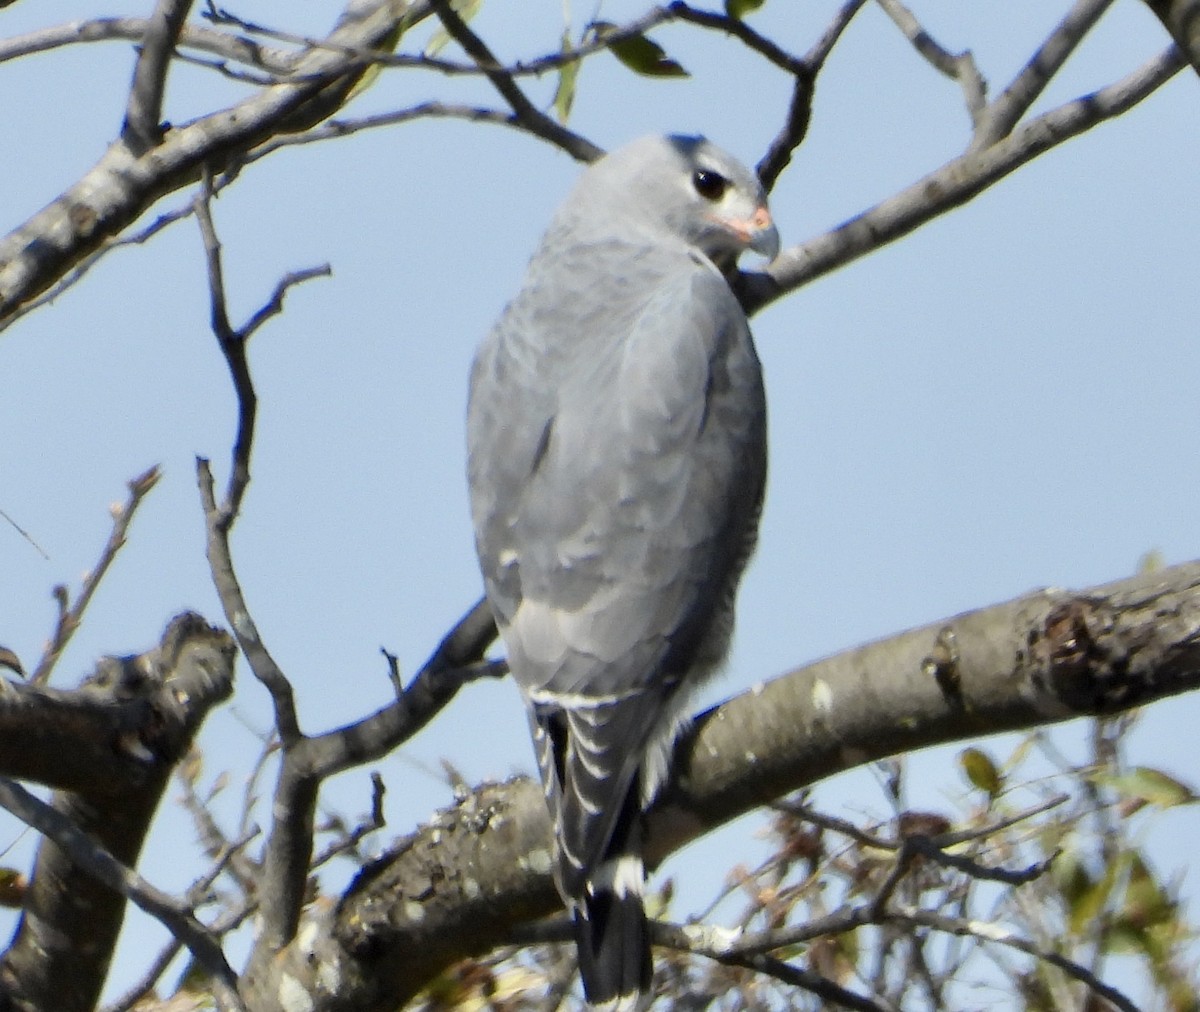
[
  {"xmin": 720, "ymin": 204, "xmax": 779, "ymax": 261},
  {"xmin": 746, "ymin": 204, "xmax": 780, "ymax": 260}
]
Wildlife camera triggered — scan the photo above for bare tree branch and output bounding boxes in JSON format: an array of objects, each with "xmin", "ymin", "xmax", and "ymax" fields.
[
  {"xmin": 312, "ymin": 771, "xmax": 386, "ymax": 869},
  {"xmin": 708, "ymin": 950, "xmax": 891, "ymax": 1012},
  {"xmin": 0, "ymin": 0, "xmax": 423, "ymax": 325},
  {"xmin": 246, "ymin": 557, "xmax": 1200, "ymax": 1010},
  {"xmin": 973, "ymin": 0, "xmax": 1115, "ymax": 148},
  {"xmin": 245, "ymin": 100, "xmax": 588, "ymax": 162},
  {"xmin": 192, "ymin": 171, "xmax": 329, "ymax": 764},
  {"xmin": 0, "ymin": 17, "xmax": 295, "ymax": 72},
  {"xmin": 236, "ymin": 597, "xmax": 503, "ymax": 998},
  {"xmin": 875, "ymin": 0, "xmax": 986, "ymax": 123},
  {"xmin": 0, "ymin": 777, "xmax": 242, "ymax": 1011},
  {"xmin": 123, "ymin": 0, "xmax": 196, "ymax": 153},
  {"xmin": 0, "ymin": 614, "xmax": 235, "ymax": 1012},
  {"xmin": 193, "ymin": 175, "xmax": 330, "ymax": 525},
  {"xmin": 739, "ymin": 43, "xmax": 1185, "ymax": 315},
  {"xmin": 1143, "ymin": 0, "xmax": 1200, "ymax": 76},
  {"xmin": 667, "ymin": 2, "xmax": 810, "ymax": 74},
  {"xmin": 890, "ymin": 908, "xmax": 1138, "ymax": 1012},
  {"xmin": 191, "ymin": 182, "xmax": 334, "ymax": 973},
  {"xmin": 773, "ymin": 792, "xmax": 1069, "ymax": 853},
  {"xmin": 30, "ymin": 465, "xmax": 161, "ymax": 685},
  {"xmin": 428, "ymin": 0, "xmax": 603, "ymax": 162},
  {"xmin": 756, "ymin": 0, "xmax": 871, "ymax": 193}
]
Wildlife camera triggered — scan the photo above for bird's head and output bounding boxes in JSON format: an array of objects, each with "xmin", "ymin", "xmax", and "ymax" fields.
[{"xmin": 577, "ymin": 134, "xmax": 780, "ymax": 267}]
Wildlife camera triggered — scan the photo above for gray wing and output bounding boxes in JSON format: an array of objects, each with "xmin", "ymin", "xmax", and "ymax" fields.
[{"xmin": 467, "ymin": 246, "xmax": 766, "ymax": 888}]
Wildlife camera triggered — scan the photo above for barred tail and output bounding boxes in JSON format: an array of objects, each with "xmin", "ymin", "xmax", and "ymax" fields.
[{"xmin": 573, "ymin": 793, "xmax": 652, "ymax": 1010}]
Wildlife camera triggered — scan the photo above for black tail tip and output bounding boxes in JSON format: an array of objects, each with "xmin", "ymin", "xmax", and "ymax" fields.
[{"xmin": 575, "ymin": 888, "xmax": 652, "ymax": 1009}]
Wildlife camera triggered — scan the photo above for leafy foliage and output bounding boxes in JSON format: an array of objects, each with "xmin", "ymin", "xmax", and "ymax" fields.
[
  {"xmin": 588, "ymin": 21, "xmax": 689, "ymax": 78},
  {"xmin": 553, "ymin": 28, "xmax": 581, "ymax": 124},
  {"xmin": 413, "ymin": 717, "xmax": 1199, "ymax": 1010},
  {"xmin": 725, "ymin": 0, "xmax": 767, "ymax": 19}
]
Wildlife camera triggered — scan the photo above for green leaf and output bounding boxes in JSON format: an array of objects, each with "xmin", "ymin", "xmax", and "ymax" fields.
[
  {"xmin": 1001, "ymin": 732, "xmax": 1037, "ymax": 774},
  {"xmin": 1067, "ymin": 851, "xmax": 1122, "ymax": 936},
  {"xmin": 1096, "ymin": 766, "xmax": 1199, "ymax": 810},
  {"xmin": 1137, "ymin": 548, "xmax": 1166, "ymax": 574},
  {"xmin": 346, "ymin": 14, "xmax": 410, "ymax": 102},
  {"xmin": 1051, "ymin": 845, "xmax": 1093, "ymax": 912},
  {"xmin": 589, "ymin": 20, "xmax": 689, "ymax": 78},
  {"xmin": 726, "ymin": 0, "xmax": 766, "ymax": 17},
  {"xmin": 959, "ymin": 746, "xmax": 1002, "ymax": 796},
  {"xmin": 1121, "ymin": 851, "xmax": 1176, "ymax": 930},
  {"xmin": 553, "ymin": 29, "xmax": 580, "ymax": 124},
  {"xmin": 425, "ymin": 0, "xmax": 484, "ymax": 58}
]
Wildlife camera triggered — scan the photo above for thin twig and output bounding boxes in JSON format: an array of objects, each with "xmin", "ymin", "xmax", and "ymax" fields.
[
  {"xmin": 874, "ymin": 0, "xmax": 986, "ymax": 122},
  {"xmin": 429, "ymin": 0, "xmax": 602, "ymax": 162},
  {"xmin": 901, "ymin": 834, "xmax": 1056, "ymax": 887},
  {"xmin": 103, "ymin": 937, "xmax": 184, "ymax": 1012},
  {"xmin": 972, "ymin": 0, "xmax": 1116, "ymax": 148},
  {"xmin": 246, "ymin": 101, "xmax": 570, "ymax": 162},
  {"xmin": 774, "ymin": 791, "xmax": 1069, "ymax": 852},
  {"xmin": 654, "ymin": 917, "xmax": 891, "ymax": 1012},
  {"xmin": 891, "ymin": 908, "xmax": 1140, "ymax": 1012},
  {"xmin": 667, "ymin": 2, "xmax": 807, "ymax": 73},
  {"xmin": 237, "ymin": 732, "xmax": 279, "ymax": 845},
  {"xmin": 0, "ymin": 506, "xmax": 49, "ymax": 560},
  {"xmin": 193, "ymin": 172, "xmax": 328, "ymax": 744},
  {"xmin": 743, "ymin": 43, "xmax": 1185, "ymax": 315},
  {"xmin": 302, "ymin": 597, "xmax": 504, "ymax": 781},
  {"xmin": 0, "ymin": 775, "xmax": 244, "ymax": 1011},
  {"xmin": 205, "ymin": 0, "xmax": 675, "ymax": 80},
  {"xmin": 177, "ymin": 762, "xmax": 263, "ymax": 896},
  {"xmin": 756, "ymin": 69, "xmax": 816, "ymax": 194},
  {"xmin": 804, "ymin": 0, "xmax": 870, "ymax": 71},
  {"xmin": 0, "ymin": 179, "xmax": 237, "ymax": 336},
  {"xmin": 0, "ymin": 17, "xmax": 296, "ymax": 73},
  {"xmin": 31, "ymin": 465, "xmax": 161, "ymax": 685},
  {"xmin": 175, "ymin": 46, "xmax": 284, "ymax": 85},
  {"xmin": 193, "ymin": 176, "xmax": 330, "ymax": 521},
  {"xmin": 312, "ymin": 771, "xmax": 386, "ymax": 867}
]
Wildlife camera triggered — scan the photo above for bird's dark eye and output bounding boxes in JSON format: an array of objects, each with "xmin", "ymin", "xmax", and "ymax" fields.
[{"xmin": 692, "ymin": 169, "xmax": 729, "ymax": 201}]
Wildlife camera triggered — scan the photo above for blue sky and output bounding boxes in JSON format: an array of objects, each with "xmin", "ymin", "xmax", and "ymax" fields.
[{"xmin": 2, "ymin": 0, "xmax": 1198, "ymax": 1004}]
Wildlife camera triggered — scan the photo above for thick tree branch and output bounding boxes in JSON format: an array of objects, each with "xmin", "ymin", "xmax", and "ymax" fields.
[
  {"xmin": 0, "ymin": 678, "xmax": 184, "ymax": 793},
  {"xmin": 0, "ymin": 0, "xmax": 425, "ymax": 326},
  {"xmin": 237, "ymin": 597, "xmax": 503, "ymax": 1004},
  {"xmin": 1143, "ymin": 0, "xmax": 1200, "ymax": 76},
  {"xmin": 738, "ymin": 43, "xmax": 1185, "ymax": 315},
  {"xmin": 0, "ymin": 614, "xmax": 235, "ymax": 1012},
  {"xmin": 123, "ymin": 0, "xmax": 196, "ymax": 153},
  {"xmin": 191, "ymin": 188, "xmax": 333, "ymax": 976},
  {"xmin": 248, "ymin": 558, "xmax": 1200, "ymax": 1011},
  {"xmin": 972, "ymin": 0, "xmax": 1115, "ymax": 148},
  {"xmin": 0, "ymin": 777, "xmax": 242, "ymax": 1011}
]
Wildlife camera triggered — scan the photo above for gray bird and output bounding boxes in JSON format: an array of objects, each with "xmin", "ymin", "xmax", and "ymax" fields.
[{"xmin": 467, "ymin": 134, "xmax": 778, "ymax": 1009}]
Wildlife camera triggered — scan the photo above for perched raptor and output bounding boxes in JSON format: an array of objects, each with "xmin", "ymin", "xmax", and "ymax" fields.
[{"xmin": 467, "ymin": 134, "xmax": 778, "ymax": 1009}]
